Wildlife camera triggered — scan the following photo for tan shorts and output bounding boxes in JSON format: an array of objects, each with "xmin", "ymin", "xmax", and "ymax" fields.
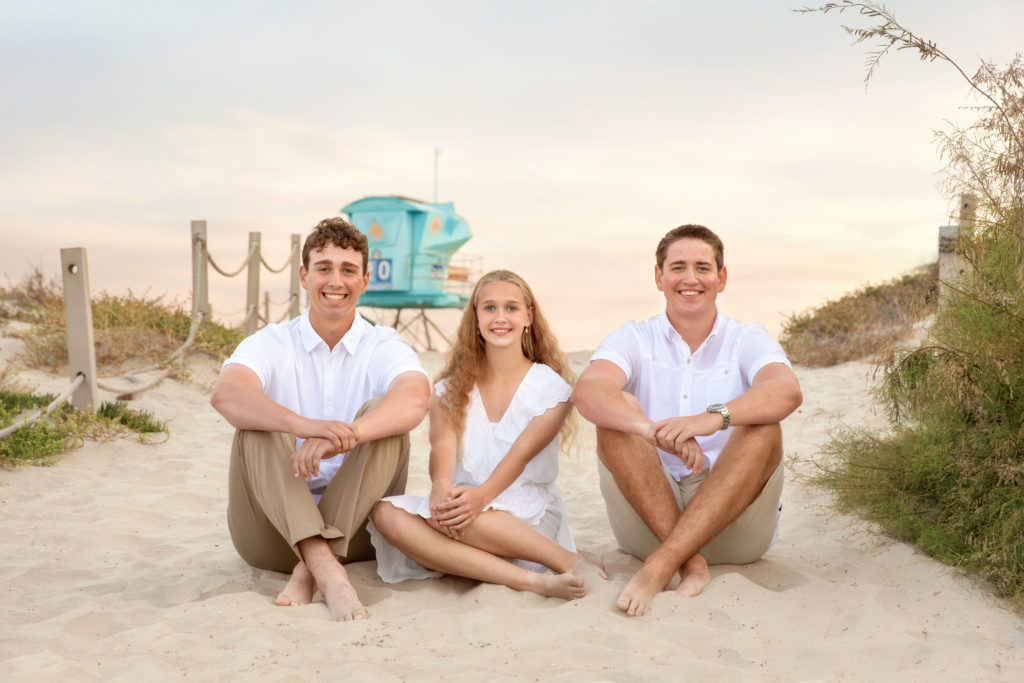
[{"xmin": 598, "ymin": 459, "xmax": 784, "ymax": 565}]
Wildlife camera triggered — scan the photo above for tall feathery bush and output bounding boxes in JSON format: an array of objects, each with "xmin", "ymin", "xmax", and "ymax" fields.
[{"xmin": 801, "ymin": 2, "xmax": 1024, "ymax": 602}]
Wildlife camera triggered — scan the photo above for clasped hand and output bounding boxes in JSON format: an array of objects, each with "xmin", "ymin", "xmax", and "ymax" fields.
[
  {"xmin": 647, "ymin": 413, "xmax": 720, "ymax": 474},
  {"xmin": 291, "ymin": 418, "xmax": 359, "ymax": 480},
  {"xmin": 429, "ymin": 479, "xmax": 486, "ymax": 540}
]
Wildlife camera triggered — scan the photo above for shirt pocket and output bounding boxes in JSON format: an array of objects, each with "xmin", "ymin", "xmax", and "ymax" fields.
[{"xmin": 705, "ymin": 359, "xmax": 743, "ymax": 405}]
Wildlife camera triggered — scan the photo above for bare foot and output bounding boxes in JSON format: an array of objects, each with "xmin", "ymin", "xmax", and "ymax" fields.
[
  {"xmin": 528, "ymin": 571, "xmax": 585, "ymax": 600},
  {"xmin": 276, "ymin": 561, "xmax": 315, "ymax": 607},
  {"xmin": 321, "ymin": 574, "xmax": 368, "ymax": 621},
  {"xmin": 616, "ymin": 565, "xmax": 668, "ymax": 617},
  {"xmin": 675, "ymin": 553, "xmax": 711, "ymax": 597},
  {"xmin": 569, "ymin": 554, "xmax": 609, "ymax": 583}
]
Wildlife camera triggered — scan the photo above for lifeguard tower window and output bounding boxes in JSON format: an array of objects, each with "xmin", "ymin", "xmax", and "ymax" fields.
[{"xmin": 342, "ymin": 195, "xmax": 480, "ymax": 350}]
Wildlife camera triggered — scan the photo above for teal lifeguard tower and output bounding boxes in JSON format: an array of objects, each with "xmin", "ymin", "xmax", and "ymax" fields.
[{"xmin": 342, "ymin": 195, "xmax": 477, "ymax": 349}]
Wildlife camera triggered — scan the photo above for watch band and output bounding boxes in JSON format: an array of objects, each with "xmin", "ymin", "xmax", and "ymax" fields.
[{"xmin": 707, "ymin": 403, "xmax": 730, "ymax": 430}]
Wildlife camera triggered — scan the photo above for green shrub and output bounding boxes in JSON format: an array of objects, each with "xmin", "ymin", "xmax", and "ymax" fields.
[{"xmin": 803, "ymin": 2, "xmax": 1024, "ymax": 605}]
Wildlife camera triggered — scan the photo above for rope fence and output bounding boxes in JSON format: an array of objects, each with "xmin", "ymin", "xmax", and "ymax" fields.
[
  {"xmin": 2, "ymin": 202, "xmax": 974, "ymax": 441},
  {"xmin": 191, "ymin": 220, "xmax": 302, "ymax": 335},
  {"xmin": 208, "ymin": 244, "xmax": 257, "ymax": 278},
  {"xmin": 0, "ymin": 374, "xmax": 85, "ymax": 440},
  {"xmin": 2, "ymin": 221, "xmax": 303, "ymax": 440}
]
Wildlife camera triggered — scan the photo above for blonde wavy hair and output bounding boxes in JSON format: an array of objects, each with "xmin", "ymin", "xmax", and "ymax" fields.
[{"xmin": 435, "ymin": 270, "xmax": 576, "ymax": 452}]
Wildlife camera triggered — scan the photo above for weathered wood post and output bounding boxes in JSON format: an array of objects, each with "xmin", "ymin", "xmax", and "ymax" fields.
[
  {"xmin": 289, "ymin": 233, "xmax": 302, "ymax": 320},
  {"xmin": 245, "ymin": 231, "xmax": 261, "ymax": 334},
  {"xmin": 938, "ymin": 193, "xmax": 974, "ymax": 300},
  {"xmin": 190, "ymin": 220, "xmax": 210, "ymax": 325},
  {"xmin": 60, "ymin": 248, "xmax": 99, "ymax": 412}
]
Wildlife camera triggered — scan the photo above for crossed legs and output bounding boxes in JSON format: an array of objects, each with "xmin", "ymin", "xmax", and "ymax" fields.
[
  {"xmin": 597, "ymin": 410, "xmax": 782, "ymax": 616},
  {"xmin": 371, "ymin": 503, "xmax": 599, "ymax": 600},
  {"xmin": 227, "ymin": 409, "xmax": 409, "ymax": 621}
]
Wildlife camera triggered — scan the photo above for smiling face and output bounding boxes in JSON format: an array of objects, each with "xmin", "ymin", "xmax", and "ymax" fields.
[
  {"xmin": 300, "ymin": 243, "xmax": 369, "ymax": 337},
  {"xmin": 475, "ymin": 280, "xmax": 533, "ymax": 351},
  {"xmin": 656, "ymin": 237, "xmax": 727, "ymax": 325}
]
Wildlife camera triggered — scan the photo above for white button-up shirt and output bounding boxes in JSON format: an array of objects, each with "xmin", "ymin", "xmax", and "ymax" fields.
[
  {"xmin": 590, "ymin": 310, "xmax": 790, "ymax": 480},
  {"xmin": 223, "ymin": 311, "xmax": 427, "ymax": 490}
]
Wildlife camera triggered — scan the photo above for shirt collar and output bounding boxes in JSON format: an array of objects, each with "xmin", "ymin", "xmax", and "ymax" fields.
[
  {"xmin": 297, "ymin": 309, "xmax": 368, "ymax": 354},
  {"xmin": 707, "ymin": 308, "xmax": 724, "ymax": 340},
  {"xmin": 660, "ymin": 308, "xmax": 723, "ymax": 351},
  {"xmin": 339, "ymin": 313, "xmax": 369, "ymax": 355}
]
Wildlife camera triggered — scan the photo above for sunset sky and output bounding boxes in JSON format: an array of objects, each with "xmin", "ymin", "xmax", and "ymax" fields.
[{"xmin": 3, "ymin": 1, "xmax": 1022, "ymax": 350}]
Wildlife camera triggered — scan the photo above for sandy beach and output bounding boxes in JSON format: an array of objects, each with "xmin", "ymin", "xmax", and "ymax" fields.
[{"xmin": 1, "ymin": 336, "xmax": 1022, "ymax": 682}]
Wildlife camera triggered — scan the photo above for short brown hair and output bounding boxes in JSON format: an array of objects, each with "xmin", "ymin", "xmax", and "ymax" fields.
[
  {"xmin": 655, "ymin": 224, "xmax": 724, "ymax": 271},
  {"xmin": 302, "ymin": 218, "xmax": 369, "ymax": 273}
]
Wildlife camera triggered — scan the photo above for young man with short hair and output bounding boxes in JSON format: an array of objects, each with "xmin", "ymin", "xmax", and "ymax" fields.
[
  {"xmin": 211, "ymin": 217, "xmax": 430, "ymax": 621},
  {"xmin": 571, "ymin": 224, "xmax": 803, "ymax": 617}
]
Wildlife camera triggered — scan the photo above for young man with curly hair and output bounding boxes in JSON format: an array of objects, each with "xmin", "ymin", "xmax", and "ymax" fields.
[{"xmin": 211, "ymin": 217, "xmax": 430, "ymax": 621}]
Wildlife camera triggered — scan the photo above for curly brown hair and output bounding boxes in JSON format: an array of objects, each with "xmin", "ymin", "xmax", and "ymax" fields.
[
  {"xmin": 435, "ymin": 270, "xmax": 576, "ymax": 451},
  {"xmin": 302, "ymin": 217, "xmax": 369, "ymax": 273}
]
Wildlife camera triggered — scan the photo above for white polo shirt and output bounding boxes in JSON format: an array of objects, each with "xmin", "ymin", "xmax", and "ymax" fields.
[
  {"xmin": 590, "ymin": 310, "xmax": 790, "ymax": 480},
  {"xmin": 223, "ymin": 310, "xmax": 427, "ymax": 491}
]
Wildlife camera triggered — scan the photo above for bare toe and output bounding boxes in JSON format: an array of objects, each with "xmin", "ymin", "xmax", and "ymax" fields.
[{"xmin": 276, "ymin": 561, "xmax": 315, "ymax": 607}]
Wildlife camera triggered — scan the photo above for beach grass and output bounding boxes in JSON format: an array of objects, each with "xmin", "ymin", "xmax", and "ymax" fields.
[
  {"xmin": 778, "ymin": 263, "xmax": 937, "ymax": 367},
  {"xmin": 1, "ymin": 268, "xmax": 244, "ymax": 373},
  {"xmin": 0, "ymin": 270, "xmax": 222, "ymax": 468}
]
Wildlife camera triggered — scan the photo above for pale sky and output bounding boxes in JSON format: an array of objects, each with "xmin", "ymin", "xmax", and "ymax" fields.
[{"xmin": 3, "ymin": 1, "xmax": 1022, "ymax": 350}]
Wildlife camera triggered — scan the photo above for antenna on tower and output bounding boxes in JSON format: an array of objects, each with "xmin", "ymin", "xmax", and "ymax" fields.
[{"xmin": 433, "ymin": 146, "xmax": 440, "ymax": 202}]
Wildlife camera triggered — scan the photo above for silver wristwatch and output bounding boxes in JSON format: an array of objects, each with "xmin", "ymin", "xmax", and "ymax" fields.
[{"xmin": 707, "ymin": 403, "xmax": 730, "ymax": 430}]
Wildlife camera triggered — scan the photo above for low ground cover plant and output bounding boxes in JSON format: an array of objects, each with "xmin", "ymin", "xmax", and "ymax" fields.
[{"xmin": 1, "ymin": 390, "xmax": 168, "ymax": 468}]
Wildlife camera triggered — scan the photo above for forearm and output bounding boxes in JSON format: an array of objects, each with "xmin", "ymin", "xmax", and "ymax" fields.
[
  {"xmin": 476, "ymin": 452, "xmax": 530, "ymax": 503},
  {"xmin": 428, "ymin": 448, "xmax": 456, "ymax": 484},
  {"xmin": 210, "ymin": 383, "xmax": 302, "ymax": 434},
  {"xmin": 476, "ymin": 402, "xmax": 569, "ymax": 502},
  {"xmin": 726, "ymin": 376, "xmax": 803, "ymax": 427},
  {"xmin": 572, "ymin": 382, "xmax": 650, "ymax": 436},
  {"xmin": 352, "ymin": 376, "xmax": 430, "ymax": 443}
]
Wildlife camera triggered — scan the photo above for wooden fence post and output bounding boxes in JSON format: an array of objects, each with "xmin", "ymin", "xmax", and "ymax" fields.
[
  {"xmin": 289, "ymin": 233, "xmax": 302, "ymax": 320},
  {"xmin": 245, "ymin": 231, "xmax": 261, "ymax": 334},
  {"xmin": 938, "ymin": 194, "xmax": 974, "ymax": 299},
  {"xmin": 60, "ymin": 248, "xmax": 99, "ymax": 412},
  {"xmin": 190, "ymin": 220, "xmax": 209, "ymax": 325}
]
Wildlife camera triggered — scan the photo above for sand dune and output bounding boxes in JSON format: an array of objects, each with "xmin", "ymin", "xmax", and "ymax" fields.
[{"xmin": 1, "ymin": 340, "xmax": 1022, "ymax": 681}]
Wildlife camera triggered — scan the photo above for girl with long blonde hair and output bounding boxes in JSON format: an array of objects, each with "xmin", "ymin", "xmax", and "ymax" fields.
[{"xmin": 369, "ymin": 270, "xmax": 601, "ymax": 599}]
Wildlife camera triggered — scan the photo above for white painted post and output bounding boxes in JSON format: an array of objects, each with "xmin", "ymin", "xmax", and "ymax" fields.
[
  {"xmin": 245, "ymin": 231, "xmax": 261, "ymax": 334},
  {"xmin": 190, "ymin": 220, "xmax": 209, "ymax": 325},
  {"xmin": 60, "ymin": 248, "xmax": 98, "ymax": 412},
  {"xmin": 288, "ymin": 233, "xmax": 302, "ymax": 320},
  {"xmin": 938, "ymin": 194, "xmax": 974, "ymax": 295}
]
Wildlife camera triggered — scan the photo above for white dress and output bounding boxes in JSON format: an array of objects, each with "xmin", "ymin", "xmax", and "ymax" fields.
[{"xmin": 369, "ymin": 363, "xmax": 575, "ymax": 583}]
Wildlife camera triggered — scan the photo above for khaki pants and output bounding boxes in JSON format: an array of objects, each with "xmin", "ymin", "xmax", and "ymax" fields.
[
  {"xmin": 598, "ymin": 459, "xmax": 784, "ymax": 566},
  {"xmin": 226, "ymin": 402, "xmax": 410, "ymax": 573}
]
